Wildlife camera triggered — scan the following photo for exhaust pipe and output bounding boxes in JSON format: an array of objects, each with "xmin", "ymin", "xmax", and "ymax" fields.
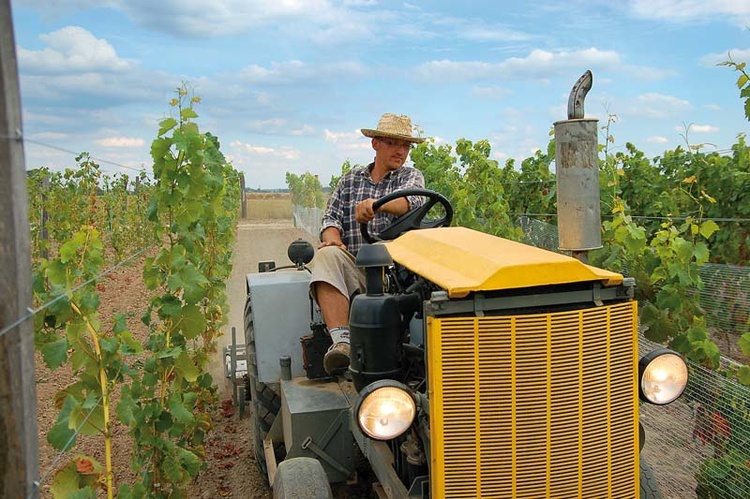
[{"xmin": 554, "ymin": 70, "xmax": 602, "ymax": 263}]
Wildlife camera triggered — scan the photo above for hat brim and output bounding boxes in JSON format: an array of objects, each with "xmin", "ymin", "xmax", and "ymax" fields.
[{"xmin": 361, "ymin": 128, "xmax": 426, "ymax": 143}]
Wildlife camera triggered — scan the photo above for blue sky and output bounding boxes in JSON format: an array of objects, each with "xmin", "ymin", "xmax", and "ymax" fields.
[{"xmin": 9, "ymin": 0, "xmax": 750, "ymax": 189}]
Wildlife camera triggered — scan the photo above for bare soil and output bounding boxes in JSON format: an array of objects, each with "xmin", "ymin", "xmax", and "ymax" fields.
[{"xmin": 35, "ymin": 214, "xmax": 313, "ymax": 498}]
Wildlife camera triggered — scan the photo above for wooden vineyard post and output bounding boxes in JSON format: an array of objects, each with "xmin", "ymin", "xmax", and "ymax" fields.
[
  {"xmin": 40, "ymin": 175, "xmax": 49, "ymax": 259},
  {"xmin": 240, "ymin": 172, "xmax": 247, "ymax": 218},
  {"xmin": 0, "ymin": 0, "xmax": 41, "ymax": 496}
]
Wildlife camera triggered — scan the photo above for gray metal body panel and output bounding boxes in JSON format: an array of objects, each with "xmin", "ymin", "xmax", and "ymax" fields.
[
  {"xmin": 280, "ymin": 377, "xmax": 355, "ymax": 483},
  {"xmin": 246, "ymin": 269, "xmax": 322, "ymax": 383}
]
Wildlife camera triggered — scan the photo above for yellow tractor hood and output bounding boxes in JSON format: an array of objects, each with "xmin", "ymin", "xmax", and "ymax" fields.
[{"xmin": 382, "ymin": 227, "xmax": 622, "ymax": 298}]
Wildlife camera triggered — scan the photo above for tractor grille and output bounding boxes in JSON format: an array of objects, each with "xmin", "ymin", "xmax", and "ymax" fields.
[{"xmin": 427, "ymin": 301, "xmax": 639, "ymax": 498}]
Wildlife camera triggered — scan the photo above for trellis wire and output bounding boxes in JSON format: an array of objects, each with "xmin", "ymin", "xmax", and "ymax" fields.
[
  {"xmin": 521, "ymin": 215, "xmax": 750, "ymax": 499},
  {"xmin": 0, "ymin": 242, "xmax": 158, "ymax": 341}
]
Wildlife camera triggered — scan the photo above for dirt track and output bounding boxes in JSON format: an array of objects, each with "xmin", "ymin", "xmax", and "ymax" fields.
[
  {"xmin": 209, "ymin": 219, "xmax": 316, "ymax": 397},
  {"xmin": 196, "ymin": 218, "xmax": 317, "ymax": 498}
]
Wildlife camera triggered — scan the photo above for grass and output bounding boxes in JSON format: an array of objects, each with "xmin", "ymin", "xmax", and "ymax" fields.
[{"xmin": 245, "ymin": 193, "xmax": 293, "ymax": 220}]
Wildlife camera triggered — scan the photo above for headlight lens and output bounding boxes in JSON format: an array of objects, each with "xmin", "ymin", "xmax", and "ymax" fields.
[
  {"xmin": 356, "ymin": 381, "xmax": 416, "ymax": 441},
  {"xmin": 639, "ymin": 349, "xmax": 688, "ymax": 404}
]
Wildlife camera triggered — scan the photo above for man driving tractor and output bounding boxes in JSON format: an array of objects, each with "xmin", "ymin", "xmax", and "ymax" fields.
[{"xmin": 309, "ymin": 112, "xmax": 426, "ymax": 375}]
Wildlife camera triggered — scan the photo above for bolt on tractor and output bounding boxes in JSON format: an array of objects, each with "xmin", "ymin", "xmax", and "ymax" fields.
[{"xmin": 229, "ymin": 72, "xmax": 689, "ymax": 498}]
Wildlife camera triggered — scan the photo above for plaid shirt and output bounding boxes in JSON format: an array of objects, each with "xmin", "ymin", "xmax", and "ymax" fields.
[{"xmin": 321, "ymin": 163, "xmax": 425, "ymax": 256}]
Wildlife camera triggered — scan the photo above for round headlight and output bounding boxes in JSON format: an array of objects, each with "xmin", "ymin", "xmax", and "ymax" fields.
[
  {"xmin": 639, "ymin": 349, "xmax": 688, "ymax": 405},
  {"xmin": 355, "ymin": 380, "xmax": 416, "ymax": 441}
]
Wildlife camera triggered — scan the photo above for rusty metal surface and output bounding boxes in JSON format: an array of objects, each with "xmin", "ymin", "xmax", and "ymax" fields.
[
  {"xmin": 554, "ymin": 119, "xmax": 602, "ymax": 252},
  {"xmin": 567, "ymin": 70, "xmax": 593, "ymax": 119}
]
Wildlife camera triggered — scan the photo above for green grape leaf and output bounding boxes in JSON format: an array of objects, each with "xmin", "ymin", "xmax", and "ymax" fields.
[
  {"xmin": 699, "ymin": 220, "xmax": 719, "ymax": 239},
  {"xmin": 69, "ymin": 402, "xmax": 104, "ymax": 436},
  {"xmin": 168, "ymin": 394, "xmax": 195, "ymax": 424},
  {"xmin": 116, "ymin": 386, "xmax": 137, "ymax": 426},
  {"xmin": 168, "ymin": 263, "xmax": 208, "ymax": 304},
  {"xmin": 162, "ymin": 451, "xmax": 185, "ymax": 484},
  {"xmin": 174, "ymin": 351, "xmax": 199, "ymax": 383},
  {"xmin": 158, "ymin": 294, "xmax": 183, "ymax": 319},
  {"xmin": 177, "ymin": 303, "xmax": 207, "ymax": 340},
  {"xmin": 738, "ymin": 333, "xmax": 750, "ymax": 356},
  {"xmin": 47, "ymin": 396, "xmax": 78, "ymax": 450},
  {"xmin": 50, "ymin": 459, "xmax": 99, "ymax": 499},
  {"xmin": 158, "ymin": 117, "xmax": 178, "ymax": 136},
  {"xmin": 178, "ymin": 447, "xmax": 202, "ymax": 476},
  {"xmin": 41, "ymin": 337, "xmax": 69, "ymax": 369},
  {"xmin": 46, "ymin": 260, "xmax": 70, "ymax": 287},
  {"xmin": 737, "ymin": 365, "xmax": 750, "ymax": 386},
  {"xmin": 180, "ymin": 107, "xmax": 199, "ymax": 120}
]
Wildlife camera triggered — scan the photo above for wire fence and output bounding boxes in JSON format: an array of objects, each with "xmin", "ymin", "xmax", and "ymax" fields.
[
  {"xmin": 515, "ymin": 215, "xmax": 750, "ymax": 499},
  {"xmin": 292, "ymin": 204, "xmax": 323, "ymax": 237}
]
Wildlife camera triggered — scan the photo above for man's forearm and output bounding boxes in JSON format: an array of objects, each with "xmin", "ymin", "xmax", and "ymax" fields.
[{"xmin": 378, "ymin": 198, "xmax": 410, "ymax": 216}]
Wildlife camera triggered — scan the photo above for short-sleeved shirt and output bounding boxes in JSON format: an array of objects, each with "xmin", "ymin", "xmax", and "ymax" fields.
[{"xmin": 321, "ymin": 163, "xmax": 425, "ymax": 256}]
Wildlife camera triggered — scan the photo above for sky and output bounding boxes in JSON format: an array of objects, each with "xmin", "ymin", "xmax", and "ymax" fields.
[{"xmin": 8, "ymin": 0, "xmax": 750, "ymax": 189}]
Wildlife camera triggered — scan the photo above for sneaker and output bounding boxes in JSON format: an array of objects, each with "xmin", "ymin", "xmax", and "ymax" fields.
[{"xmin": 324, "ymin": 342, "xmax": 350, "ymax": 375}]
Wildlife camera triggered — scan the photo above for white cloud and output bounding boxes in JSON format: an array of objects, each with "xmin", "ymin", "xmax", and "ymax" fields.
[
  {"xmin": 471, "ymin": 85, "xmax": 512, "ymax": 100},
  {"xmin": 679, "ymin": 124, "xmax": 720, "ymax": 133},
  {"xmin": 632, "ymin": 93, "xmax": 692, "ymax": 119},
  {"xmin": 700, "ymin": 48, "xmax": 750, "ymax": 66},
  {"xmin": 14, "ymin": 0, "xmax": 118, "ymax": 13},
  {"xmin": 647, "ymin": 136, "xmax": 669, "ymax": 143},
  {"xmin": 18, "ymin": 26, "xmax": 131, "ymax": 74},
  {"xmin": 629, "ymin": 0, "xmax": 750, "ymax": 24},
  {"xmin": 461, "ymin": 26, "xmax": 532, "ymax": 43},
  {"xmin": 96, "ymin": 137, "xmax": 146, "ymax": 148},
  {"xmin": 324, "ymin": 129, "xmax": 361, "ymax": 142},
  {"xmin": 237, "ymin": 60, "xmax": 368, "ymax": 85},
  {"xmin": 323, "ymin": 129, "xmax": 371, "ymax": 151},
  {"xmin": 119, "ymin": 0, "xmax": 342, "ymax": 37},
  {"xmin": 290, "ymin": 125, "xmax": 315, "ymax": 136},
  {"xmin": 229, "ymin": 140, "xmax": 301, "ymax": 160},
  {"xmin": 621, "ymin": 65, "xmax": 678, "ymax": 81},
  {"xmin": 415, "ymin": 48, "xmax": 620, "ymax": 82}
]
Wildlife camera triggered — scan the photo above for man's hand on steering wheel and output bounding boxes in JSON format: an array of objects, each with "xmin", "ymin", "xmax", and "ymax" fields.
[
  {"xmin": 355, "ymin": 198, "xmax": 377, "ymax": 223},
  {"xmin": 360, "ymin": 188, "xmax": 453, "ymax": 244}
]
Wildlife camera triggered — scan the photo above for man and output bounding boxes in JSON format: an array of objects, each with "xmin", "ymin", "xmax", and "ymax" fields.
[{"xmin": 310, "ymin": 113, "xmax": 426, "ymax": 375}]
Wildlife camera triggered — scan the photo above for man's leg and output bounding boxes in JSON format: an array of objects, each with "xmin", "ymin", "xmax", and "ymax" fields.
[
  {"xmin": 308, "ymin": 246, "xmax": 365, "ymax": 374},
  {"xmin": 315, "ymin": 281, "xmax": 352, "ymax": 374},
  {"xmin": 315, "ymin": 281, "xmax": 349, "ymax": 328}
]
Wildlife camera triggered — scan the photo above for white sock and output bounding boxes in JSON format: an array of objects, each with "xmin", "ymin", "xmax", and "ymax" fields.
[{"xmin": 329, "ymin": 326, "xmax": 350, "ymax": 345}]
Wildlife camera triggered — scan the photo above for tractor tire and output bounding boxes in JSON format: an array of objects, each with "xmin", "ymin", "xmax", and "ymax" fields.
[
  {"xmin": 245, "ymin": 298, "xmax": 283, "ymax": 479},
  {"xmin": 273, "ymin": 457, "xmax": 332, "ymax": 499},
  {"xmin": 640, "ymin": 458, "xmax": 663, "ymax": 499}
]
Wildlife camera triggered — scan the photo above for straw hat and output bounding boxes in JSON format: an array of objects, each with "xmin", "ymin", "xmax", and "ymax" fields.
[{"xmin": 360, "ymin": 113, "xmax": 425, "ymax": 143}]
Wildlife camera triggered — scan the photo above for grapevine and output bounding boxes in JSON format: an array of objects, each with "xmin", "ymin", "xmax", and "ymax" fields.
[{"xmin": 117, "ymin": 84, "xmax": 240, "ymax": 497}]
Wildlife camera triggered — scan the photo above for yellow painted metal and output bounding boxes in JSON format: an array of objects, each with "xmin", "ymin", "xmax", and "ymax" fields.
[
  {"xmin": 427, "ymin": 301, "xmax": 639, "ymax": 498},
  {"xmin": 383, "ymin": 227, "xmax": 622, "ymax": 298}
]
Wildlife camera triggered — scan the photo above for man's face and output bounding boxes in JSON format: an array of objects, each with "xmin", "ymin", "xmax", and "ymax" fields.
[{"xmin": 374, "ymin": 137, "xmax": 413, "ymax": 170}]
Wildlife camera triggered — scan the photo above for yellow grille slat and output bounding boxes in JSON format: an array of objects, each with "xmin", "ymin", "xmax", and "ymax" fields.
[{"xmin": 428, "ymin": 301, "xmax": 639, "ymax": 499}]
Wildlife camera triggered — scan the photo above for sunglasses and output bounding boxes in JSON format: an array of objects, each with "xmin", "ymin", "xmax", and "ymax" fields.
[{"xmin": 378, "ymin": 137, "xmax": 414, "ymax": 150}]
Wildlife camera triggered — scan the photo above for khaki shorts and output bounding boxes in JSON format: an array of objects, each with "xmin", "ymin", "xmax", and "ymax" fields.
[{"xmin": 309, "ymin": 245, "xmax": 366, "ymax": 301}]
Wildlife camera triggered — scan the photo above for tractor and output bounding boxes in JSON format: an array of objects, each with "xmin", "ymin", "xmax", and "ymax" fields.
[{"xmin": 233, "ymin": 73, "xmax": 689, "ymax": 498}]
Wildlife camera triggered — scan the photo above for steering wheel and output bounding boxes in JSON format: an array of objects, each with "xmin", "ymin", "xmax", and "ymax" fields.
[{"xmin": 360, "ymin": 188, "xmax": 453, "ymax": 243}]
